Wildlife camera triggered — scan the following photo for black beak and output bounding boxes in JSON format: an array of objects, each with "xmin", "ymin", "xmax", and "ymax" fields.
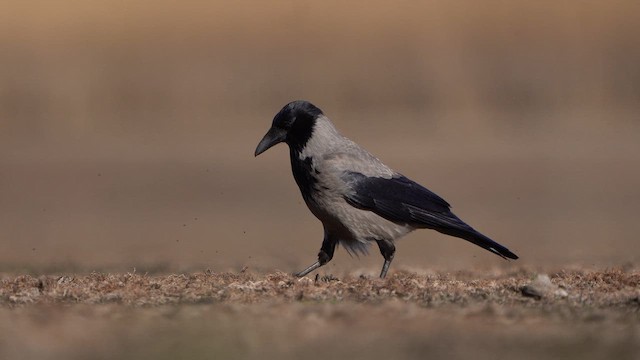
[{"xmin": 255, "ymin": 127, "xmax": 286, "ymax": 156}]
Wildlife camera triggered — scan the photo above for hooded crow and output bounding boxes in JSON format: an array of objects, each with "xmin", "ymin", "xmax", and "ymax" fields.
[{"xmin": 255, "ymin": 100, "xmax": 518, "ymax": 278}]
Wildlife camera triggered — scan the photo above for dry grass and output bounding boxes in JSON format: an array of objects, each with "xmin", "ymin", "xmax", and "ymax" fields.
[
  {"xmin": 2, "ymin": 269, "xmax": 638, "ymax": 311},
  {"xmin": 1, "ymin": 269, "xmax": 639, "ymax": 360}
]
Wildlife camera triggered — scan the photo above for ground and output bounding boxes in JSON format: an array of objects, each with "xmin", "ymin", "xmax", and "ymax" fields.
[{"xmin": 1, "ymin": 268, "xmax": 638, "ymax": 360}]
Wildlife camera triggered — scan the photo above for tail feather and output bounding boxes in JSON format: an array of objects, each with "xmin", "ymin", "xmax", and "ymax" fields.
[
  {"xmin": 431, "ymin": 212, "xmax": 519, "ymax": 260},
  {"xmin": 438, "ymin": 227, "xmax": 518, "ymax": 259}
]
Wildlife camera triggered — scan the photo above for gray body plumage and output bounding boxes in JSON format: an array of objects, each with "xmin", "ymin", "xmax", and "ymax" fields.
[
  {"xmin": 295, "ymin": 115, "xmax": 409, "ymax": 255},
  {"xmin": 255, "ymin": 100, "xmax": 518, "ymax": 278}
]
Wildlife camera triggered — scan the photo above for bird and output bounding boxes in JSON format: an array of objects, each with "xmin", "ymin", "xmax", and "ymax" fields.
[{"xmin": 255, "ymin": 100, "xmax": 518, "ymax": 278}]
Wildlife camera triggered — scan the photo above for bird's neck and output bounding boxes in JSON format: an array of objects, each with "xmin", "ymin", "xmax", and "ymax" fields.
[{"xmin": 297, "ymin": 116, "xmax": 344, "ymax": 159}]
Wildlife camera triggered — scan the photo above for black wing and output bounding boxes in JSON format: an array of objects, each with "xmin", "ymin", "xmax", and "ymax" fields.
[{"xmin": 343, "ymin": 172, "xmax": 518, "ymax": 260}]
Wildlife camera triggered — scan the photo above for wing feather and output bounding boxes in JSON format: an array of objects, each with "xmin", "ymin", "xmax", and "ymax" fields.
[{"xmin": 342, "ymin": 172, "xmax": 518, "ymax": 260}]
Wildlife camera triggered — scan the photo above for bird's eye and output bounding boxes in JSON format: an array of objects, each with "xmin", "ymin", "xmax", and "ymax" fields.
[{"xmin": 281, "ymin": 117, "xmax": 295, "ymax": 129}]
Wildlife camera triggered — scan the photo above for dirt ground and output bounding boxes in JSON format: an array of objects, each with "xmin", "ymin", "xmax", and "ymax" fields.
[{"xmin": 1, "ymin": 268, "xmax": 638, "ymax": 360}]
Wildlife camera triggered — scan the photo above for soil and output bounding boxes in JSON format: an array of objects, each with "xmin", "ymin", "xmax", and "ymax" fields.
[{"xmin": 1, "ymin": 269, "xmax": 638, "ymax": 360}]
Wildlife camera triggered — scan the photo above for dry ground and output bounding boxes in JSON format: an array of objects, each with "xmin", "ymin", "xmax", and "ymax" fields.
[{"xmin": 1, "ymin": 268, "xmax": 638, "ymax": 360}]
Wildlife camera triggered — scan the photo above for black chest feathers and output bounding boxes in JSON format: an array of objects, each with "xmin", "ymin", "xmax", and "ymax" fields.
[{"xmin": 290, "ymin": 156, "xmax": 325, "ymax": 200}]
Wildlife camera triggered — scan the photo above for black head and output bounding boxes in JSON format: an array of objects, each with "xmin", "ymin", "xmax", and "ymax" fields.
[{"xmin": 254, "ymin": 100, "xmax": 324, "ymax": 156}]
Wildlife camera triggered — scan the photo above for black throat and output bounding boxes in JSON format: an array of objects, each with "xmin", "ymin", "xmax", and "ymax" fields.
[{"xmin": 289, "ymin": 152, "xmax": 320, "ymax": 202}]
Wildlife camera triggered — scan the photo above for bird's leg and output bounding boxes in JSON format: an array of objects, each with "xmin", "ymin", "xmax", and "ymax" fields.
[
  {"xmin": 376, "ymin": 239, "xmax": 396, "ymax": 279},
  {"xmin": 294, "ymin": 236, "xmax": 337, "ymax": 277}
]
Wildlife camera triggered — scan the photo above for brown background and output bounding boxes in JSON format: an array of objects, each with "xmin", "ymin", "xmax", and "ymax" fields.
[{"xmin": 1, "ymin": 1, "xmax": 639, "ymax": 275}]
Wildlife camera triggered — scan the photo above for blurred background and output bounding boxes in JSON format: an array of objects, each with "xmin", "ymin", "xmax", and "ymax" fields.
[{"xmin": 1, "ymin": 0, "xmax": 639, "ymax": 274}]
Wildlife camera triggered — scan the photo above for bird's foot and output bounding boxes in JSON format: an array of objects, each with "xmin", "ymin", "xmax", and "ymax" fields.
[{"xmin": 294, "ymin": 261, "xmax": 322, "ymax": 277}]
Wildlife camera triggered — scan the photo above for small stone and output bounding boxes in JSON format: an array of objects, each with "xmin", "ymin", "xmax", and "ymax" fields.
[{"xmin": 521, "ymin": 274, "xmax": 568, "ymax": 299}]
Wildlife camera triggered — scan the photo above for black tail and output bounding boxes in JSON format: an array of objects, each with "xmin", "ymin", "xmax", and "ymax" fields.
[
  {"xmin": 433, "ymin": 213, "xmax": 518, "ymax": 260},
  {"xmin": 438, "ymin": 227, "xmax": 518, "ymax": 259}
]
